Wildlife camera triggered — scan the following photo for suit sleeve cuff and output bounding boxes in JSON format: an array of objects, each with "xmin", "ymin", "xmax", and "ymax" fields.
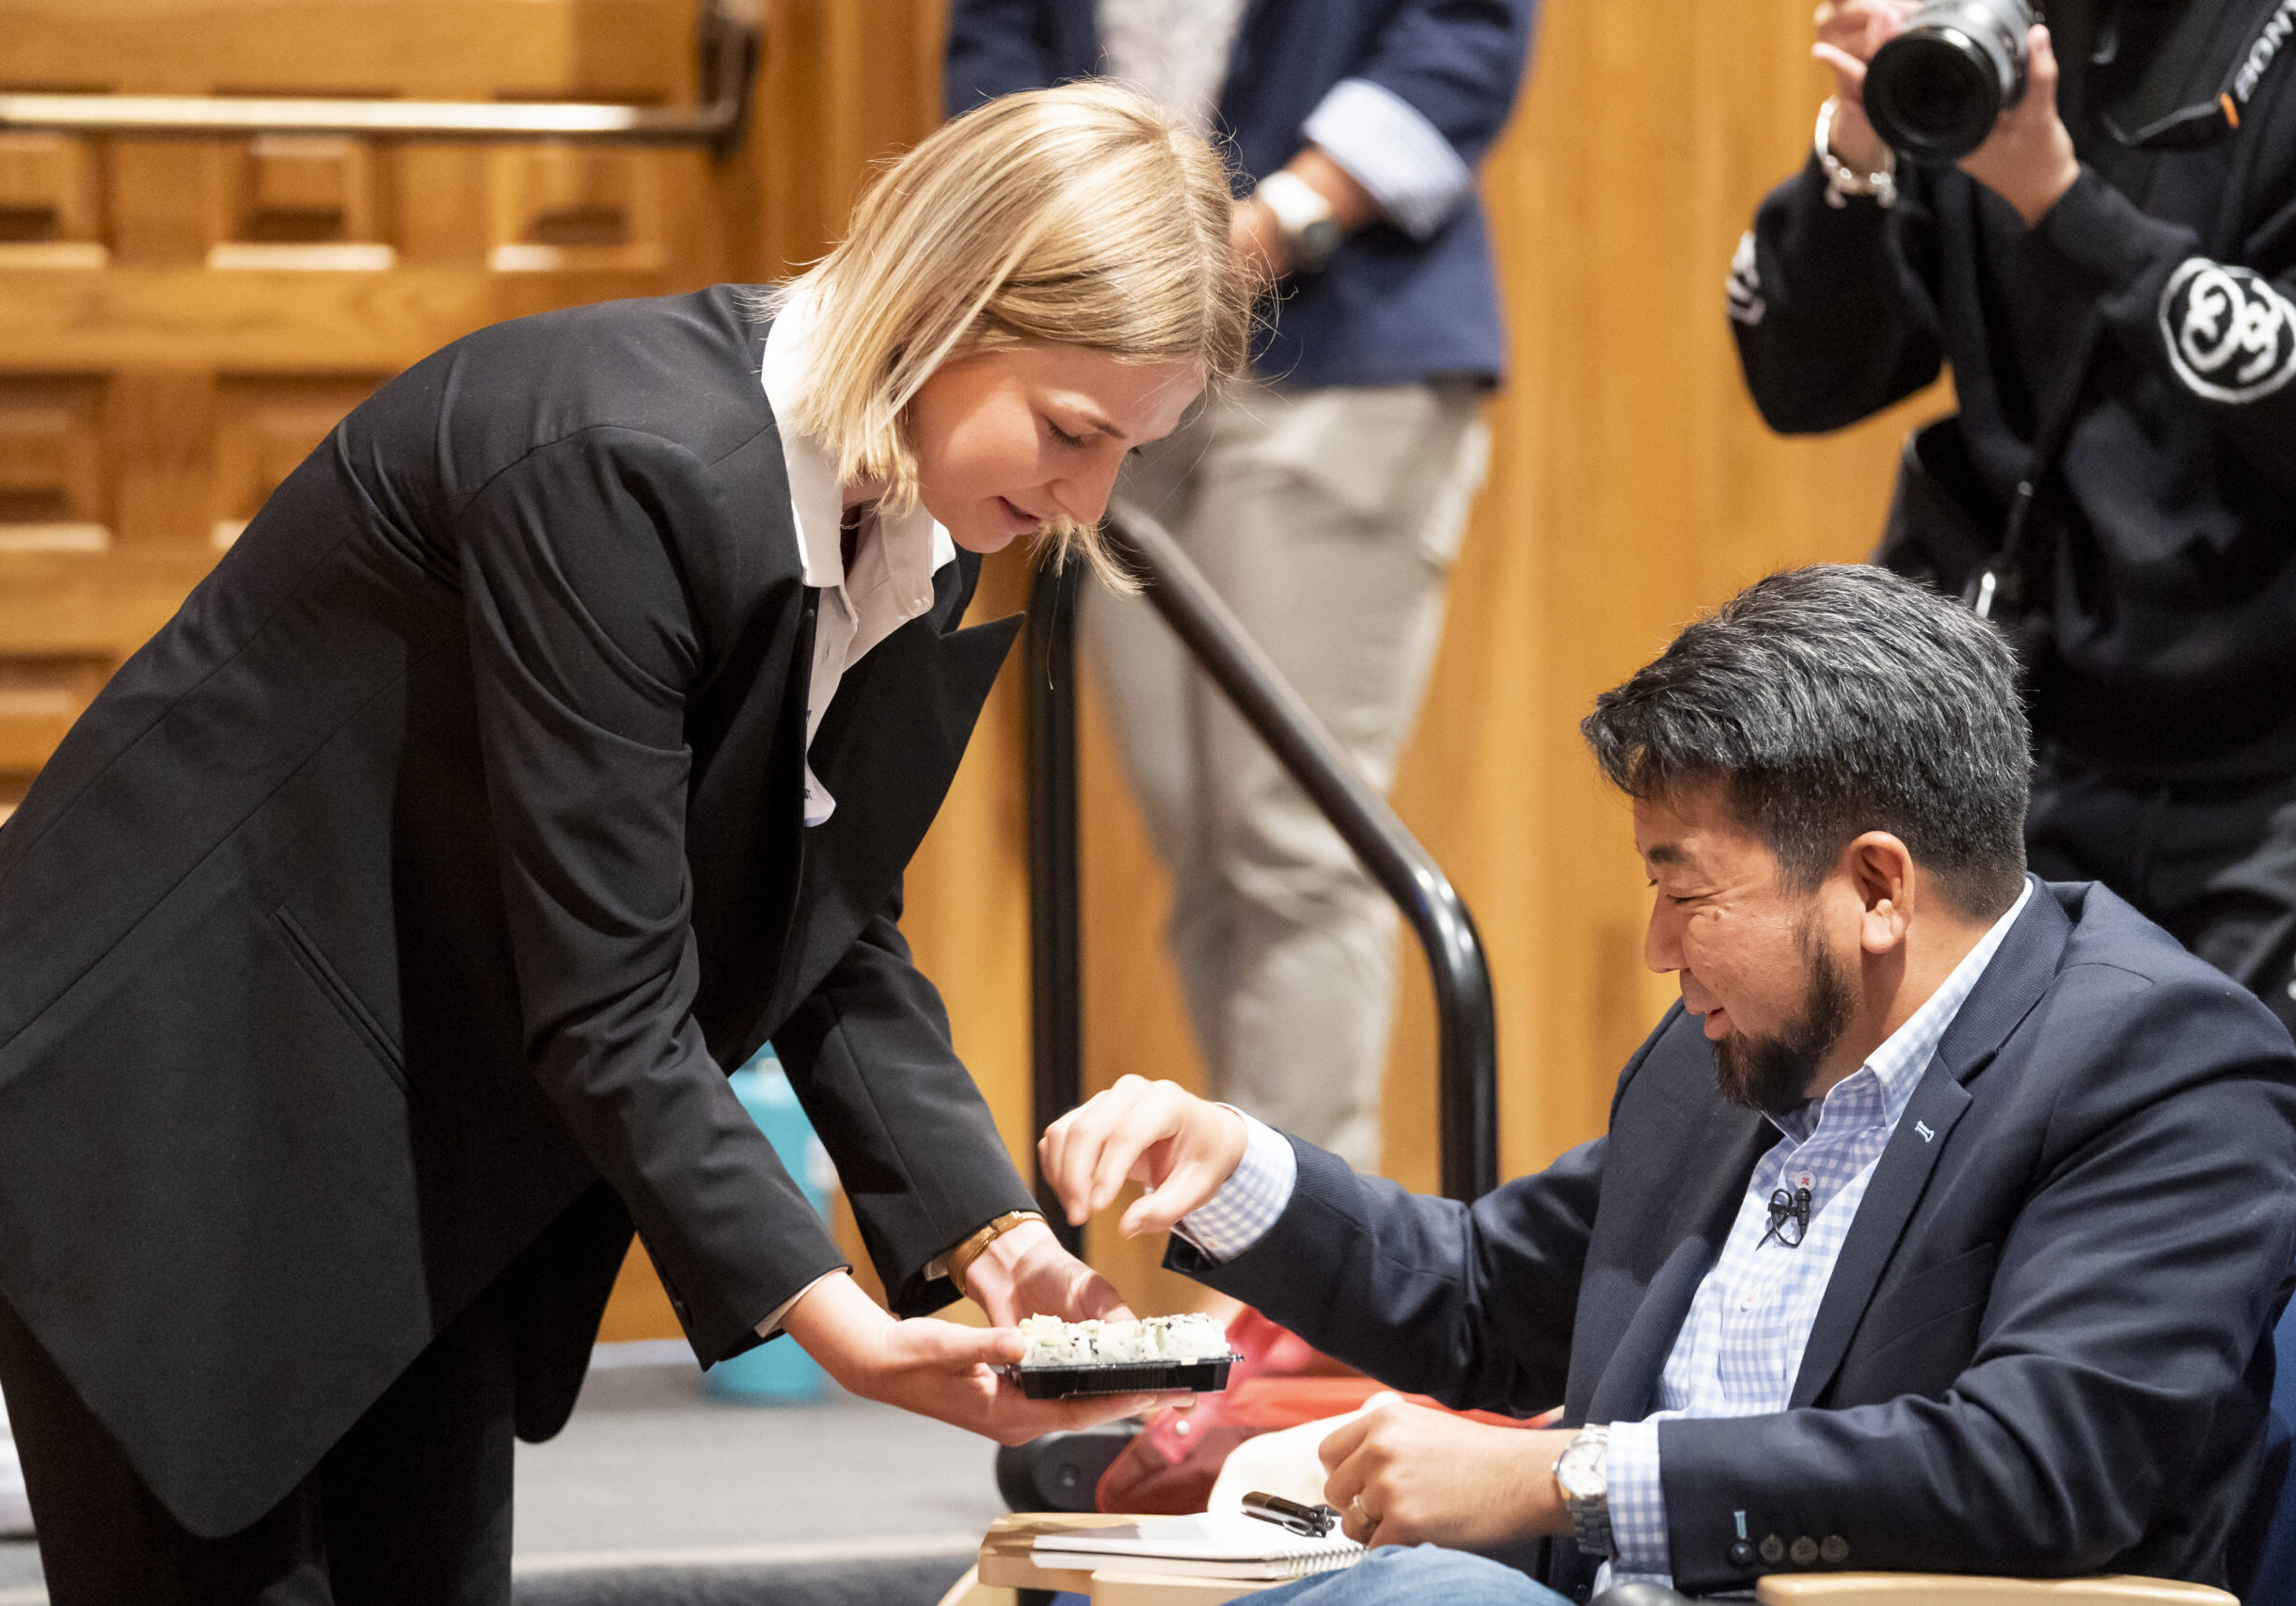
[
  {"xmin": 753, "ymin": 1269, "xmax": 843, "ymax": 1340},
  {"xmin": 1172, "ymin": 1109, "xmax": 1297, "ymax": 1263},
  {"xmin": 1604, "ymin": 1414, "xmax": 1673, "ymax": 1575},
  {"xmin": 1302, "ymin": 77, "xmax": 1477, "ymax": 240}
]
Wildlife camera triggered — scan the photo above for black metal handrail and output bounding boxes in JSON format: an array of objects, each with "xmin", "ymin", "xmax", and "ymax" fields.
[
  {"xmin": 0, "ymin": 0, "xmax": 761, "ymax": 152},
  {"xmin": 1024, "ymin": 510, "xmax": 1499, "ymax": 1228}
]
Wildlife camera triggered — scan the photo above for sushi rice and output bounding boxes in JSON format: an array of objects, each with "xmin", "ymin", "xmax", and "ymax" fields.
[{"xmin": 1017, "ymin": 1312, "xmax": 1231, "ymax": 1368}]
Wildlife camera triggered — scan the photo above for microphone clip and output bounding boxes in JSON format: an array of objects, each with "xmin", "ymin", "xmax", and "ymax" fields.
[{"xmin": 1761, "ymin": 1185, "xmax": 1813, "ymax": 1249}]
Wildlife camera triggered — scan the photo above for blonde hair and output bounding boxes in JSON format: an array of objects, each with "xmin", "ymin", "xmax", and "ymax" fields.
[{"xmin": 756, "ymin": 81, "xmax": 1255, "ymax": 587}]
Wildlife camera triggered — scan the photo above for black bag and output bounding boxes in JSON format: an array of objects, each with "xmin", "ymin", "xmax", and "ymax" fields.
[
  {"xmin": 1875, "ymin": 412, "xmax": 2008, "ymax": 606},
  {"xmin": 1873, "ymin": 312, "xmax": 2101, "ymax": 656}
]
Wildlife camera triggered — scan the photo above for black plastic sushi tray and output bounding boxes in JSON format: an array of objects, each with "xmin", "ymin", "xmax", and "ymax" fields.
[{"xmin": 1005, "ymin": 1352, "xmax": 1243, "ymax": 1399}]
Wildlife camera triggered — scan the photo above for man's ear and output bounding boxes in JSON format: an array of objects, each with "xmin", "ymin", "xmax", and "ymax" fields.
[{"xmin": 1842, "ymin": 831, "xmax": 1917, "ymax": 956}]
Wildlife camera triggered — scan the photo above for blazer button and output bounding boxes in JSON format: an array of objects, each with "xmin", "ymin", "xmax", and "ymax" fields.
[
  {"xmin": 1727, "ymin": 1540, "xmax": 1757, "ymax": 1569},
  {"xmin": 1789, "ymin": 1536, "xmax": 1820, "ymax": 1566},
  {"xmin": 1820, "ymin": 1535, "xmax": 1850, "ymax": 1565},
  {"xmin": 1759, "ymin": 1534, "xmax": 1785, "ymax": 1565}
]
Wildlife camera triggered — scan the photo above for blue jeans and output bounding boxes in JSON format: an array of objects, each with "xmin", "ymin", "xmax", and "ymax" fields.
[{"xmin": 1235, "ymin": 1544, "xmax": 1571, "ymax": 1605}]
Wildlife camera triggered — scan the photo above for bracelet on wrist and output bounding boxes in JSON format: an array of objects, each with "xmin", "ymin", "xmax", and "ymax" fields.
[
  {"xmin": 945, "ymin": 1209, "xmax": 1045, "ymax": 1299},
  {"xmin": 1815, "ymin": 96, "xmax": 1897, "ymax": 211}
]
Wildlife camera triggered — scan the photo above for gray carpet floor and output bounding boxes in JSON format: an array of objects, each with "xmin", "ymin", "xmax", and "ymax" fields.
[{"xmin": 0, "ymin": 1361, "xmax": 1008, "ymax": 1604}]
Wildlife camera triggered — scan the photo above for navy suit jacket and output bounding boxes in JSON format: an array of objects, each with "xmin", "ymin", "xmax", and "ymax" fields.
[
  {"xmin": 1174, "ymin": 881, "xmax": 2296, "ymax": 1596},
  {"xmin": 945, "ymin": 0, "xmax": 1537, "ymax": 389}
]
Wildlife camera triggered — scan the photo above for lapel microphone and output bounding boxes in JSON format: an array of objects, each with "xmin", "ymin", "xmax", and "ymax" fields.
[{"xmin": 1762, "ymin": 1185, "xmax": 1813, "ymax": 1248}]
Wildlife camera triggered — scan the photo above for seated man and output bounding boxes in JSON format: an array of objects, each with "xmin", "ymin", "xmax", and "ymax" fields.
[{"xmin": 1041, "ymin": 565, "xmax": 2296, "ymax": 1602}]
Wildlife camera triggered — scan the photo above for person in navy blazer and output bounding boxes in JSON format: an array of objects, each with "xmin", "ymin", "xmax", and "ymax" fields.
[
  {"xmin": 950, "ymin": 0, "xmax": 1541, "ymax": 1178},
  {"xmin": 0, "ymin": 86, "xmax": 1253, "ymax": 1603},
  {"xmin": 948, "ymin": 0, "xmax": 1534, "ymax": 389},
  {"xmin": 1042, "ymin": 566, "xmax": 2296, "ymax": 1603}
]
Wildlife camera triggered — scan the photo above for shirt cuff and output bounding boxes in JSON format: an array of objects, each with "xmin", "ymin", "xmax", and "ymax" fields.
[
  {"xmin": 754, "ymin": 1270, "xmax": 840, "ymax": 1339},
  {"xmin": 1603, "ymin": 1415, "xmax": 1673, "ymax": 1577},
  {"xmin": 1300, "ymin": 78, "xmax": 1476, "ymax": 240},
  {"xmin": 1172, "ymin": 1110, "xmax": 1297, "ymax": 1263}
]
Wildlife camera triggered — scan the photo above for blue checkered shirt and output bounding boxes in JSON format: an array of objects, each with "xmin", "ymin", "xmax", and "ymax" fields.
[{"xmin": 1179, "ymin": 884, "xmax": 2031, "ymax": 1589}]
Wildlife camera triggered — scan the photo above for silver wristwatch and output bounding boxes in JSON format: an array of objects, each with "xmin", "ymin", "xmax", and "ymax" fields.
[
  {"xmin": 1553, "ymin": 1424, "xmax": 1612, "ymax": 1558},
  {"xmin": 1814, "ymin": 96, "xmax": 1897, "ymax": 211}
]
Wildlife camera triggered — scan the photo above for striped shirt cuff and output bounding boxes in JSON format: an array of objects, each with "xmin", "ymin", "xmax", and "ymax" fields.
[
  {"xmin": 1302, "ymin": 77, "xmax": 1476, "ymax": 240},
  {"xmin": 1604, "ymin": 1415, "xmax": 1673, "ymax": 1577},
  {"xmin": 1173, "ymin": 1110, "xmax": 1297, "ymax": 1263}
]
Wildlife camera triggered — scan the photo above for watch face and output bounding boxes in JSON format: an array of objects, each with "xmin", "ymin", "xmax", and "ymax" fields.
[
  {"xmin": 1558, "ymin": 1441, "xmax": 1607, "ymax": 1501},
  {"xmin": 1294, "ymin": 217, "xmax": 1342, "ymax": 273}
]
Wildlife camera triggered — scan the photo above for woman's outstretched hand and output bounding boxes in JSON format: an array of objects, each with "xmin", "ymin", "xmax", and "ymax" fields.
[
  {"xmin": 958, "ymin": 1216, "xmax": 1132, "ymax": 1329},
  {"xmin": 780, "ymin": 1271, "xmax": 1158, "ymax": 1445}
]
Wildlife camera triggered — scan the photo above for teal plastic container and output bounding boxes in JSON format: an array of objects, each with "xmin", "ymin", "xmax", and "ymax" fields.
[{"xmin": 705, "ymin": 1044, "xmax": 833, "ymax": 1404}]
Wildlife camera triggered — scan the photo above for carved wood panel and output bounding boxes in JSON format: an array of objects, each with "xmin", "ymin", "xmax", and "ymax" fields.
[{"xmin": 0, "ymin": 0, "xmax": 725, "ymax": 824}]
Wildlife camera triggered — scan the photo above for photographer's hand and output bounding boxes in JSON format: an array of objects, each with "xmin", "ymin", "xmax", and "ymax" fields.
[
  {"xmin": 1812, "ymin": 0, "xmax": 1918, "ymax": 175},
  {"xmin": 1959, "ymin": 25, "xmax": 2081, "ymax": 227}
]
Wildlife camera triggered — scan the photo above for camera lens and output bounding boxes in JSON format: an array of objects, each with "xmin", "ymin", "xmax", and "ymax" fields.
[{"xmin": 1863, "ymin": 0, "xmax": 2033, "ymax": 164}]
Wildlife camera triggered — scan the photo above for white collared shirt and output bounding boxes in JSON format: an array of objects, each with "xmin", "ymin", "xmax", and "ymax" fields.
[{"xmin": 758, "ymin": 287, "xmax": 958, "ymax": 827}]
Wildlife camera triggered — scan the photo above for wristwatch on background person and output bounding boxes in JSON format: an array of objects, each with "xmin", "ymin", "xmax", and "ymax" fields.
[
  {"xmin": 1554, "ymin": 1424, "xmax": 1613, "ymax": 1559},
  {"xmin": 1252, "ymin": 169, "xmax": 1344, "ymax": 276}
]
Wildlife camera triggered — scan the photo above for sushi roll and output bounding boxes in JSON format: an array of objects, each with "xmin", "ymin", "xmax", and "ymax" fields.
[{"xmin": 1008, "ymin": 1313, "xmax": 1242, "ymax": 1398}]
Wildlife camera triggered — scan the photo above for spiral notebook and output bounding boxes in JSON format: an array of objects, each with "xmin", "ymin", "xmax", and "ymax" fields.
[{"xmin": 1032, "ymin": 1512, "xmax": 1367, "ymax": 1582}]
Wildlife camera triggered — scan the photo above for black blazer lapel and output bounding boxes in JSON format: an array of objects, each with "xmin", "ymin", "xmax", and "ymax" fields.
[
  {"xmin": 1788, "ymin": 883, "xmax": 2070, "ymax": 1407},
  {"xmin": 765, "ymin": 605, "xmax": 1023, "ymax": 1022},
  {"xmin": 1581, "ymin": 1105, "xmax": 1770, "ymax": 1424}
]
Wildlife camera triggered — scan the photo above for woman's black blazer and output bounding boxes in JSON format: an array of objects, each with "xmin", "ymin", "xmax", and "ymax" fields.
[{"xmin": 0, "ymin": 286, "xmax": 1037, "ymax": 1536}]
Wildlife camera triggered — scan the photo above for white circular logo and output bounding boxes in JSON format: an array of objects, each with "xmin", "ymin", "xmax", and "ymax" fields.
[{"xmin": 2159, "ymin": 258, "xmax": 2296, "ymax": 404}]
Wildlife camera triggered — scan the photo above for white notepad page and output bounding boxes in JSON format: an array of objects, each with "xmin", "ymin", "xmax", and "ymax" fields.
[{"xmin": 1033, "ymin": 1512, "xmax": 1367, "ymax": 1581}]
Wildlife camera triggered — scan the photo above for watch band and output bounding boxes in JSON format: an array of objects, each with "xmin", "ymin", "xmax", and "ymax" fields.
[
  {"xmin": 946, "ymin": 1209, "xmax": 1045, "ymax": 1299},
  {"xmin": 1555, "ymin": 1424, "xmax": 1613, "ymax": 1559},
  {"xmin": 1815, "ymin": 96, "xmax": 1898, "ymax": 211},
  {"xmin": 1252, "ymin": 169, "xmax": 1343, "ymax": 275},
  {"xmin": 1253, "ymin": 169, "xmax": 1332, "ymax": 234}
]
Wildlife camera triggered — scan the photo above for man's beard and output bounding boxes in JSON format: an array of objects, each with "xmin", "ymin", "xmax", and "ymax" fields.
[{"xmin": 1712, "ymin": 914, "xmax": 1857, "ymax": 1117}]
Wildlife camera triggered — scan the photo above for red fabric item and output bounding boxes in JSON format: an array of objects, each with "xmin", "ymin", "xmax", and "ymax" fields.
[{"xmin": 1094, "ymin": 1308, "xmax": 1560, "ymax": 1516}]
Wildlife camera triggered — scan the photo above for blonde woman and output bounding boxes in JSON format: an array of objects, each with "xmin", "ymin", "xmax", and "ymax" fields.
[{"xmin": 0, "ymin": 83, "xmax": 1250, "ymax": 1603}]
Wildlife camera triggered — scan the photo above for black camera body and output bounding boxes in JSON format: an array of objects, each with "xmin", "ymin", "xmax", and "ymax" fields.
[{"xmin": 1864, "ymin": 0, "xmax": 2036, "ymax": 163}]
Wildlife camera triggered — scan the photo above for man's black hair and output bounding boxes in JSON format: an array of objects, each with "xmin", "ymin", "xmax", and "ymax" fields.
[{"xmin": 1582, "ymin": 564, "xmax": 2030, "ymax": 918}]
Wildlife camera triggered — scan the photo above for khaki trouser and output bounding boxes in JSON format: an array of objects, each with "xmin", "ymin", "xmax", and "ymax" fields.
[{"xmin": 1085, "ymin": 377, "xmax": 1489, "ymax": 1169}]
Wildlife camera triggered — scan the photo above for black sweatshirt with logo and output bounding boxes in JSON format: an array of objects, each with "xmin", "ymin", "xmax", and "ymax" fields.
[{"xmin": 1729, "ymin": 0, "xmax": 2296, "ymax": 781}]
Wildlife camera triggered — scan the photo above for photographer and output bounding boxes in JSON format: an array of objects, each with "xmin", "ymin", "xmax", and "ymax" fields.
[{"xmin": 1728, "ymin": 0, "xmax": 2296, "ymax": 1031}]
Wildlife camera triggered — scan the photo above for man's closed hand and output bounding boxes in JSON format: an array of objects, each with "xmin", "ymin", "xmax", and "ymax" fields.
[{"xmin": 1318, "ymin": 1395, "xmax": 1575, "ymax": 1555}]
